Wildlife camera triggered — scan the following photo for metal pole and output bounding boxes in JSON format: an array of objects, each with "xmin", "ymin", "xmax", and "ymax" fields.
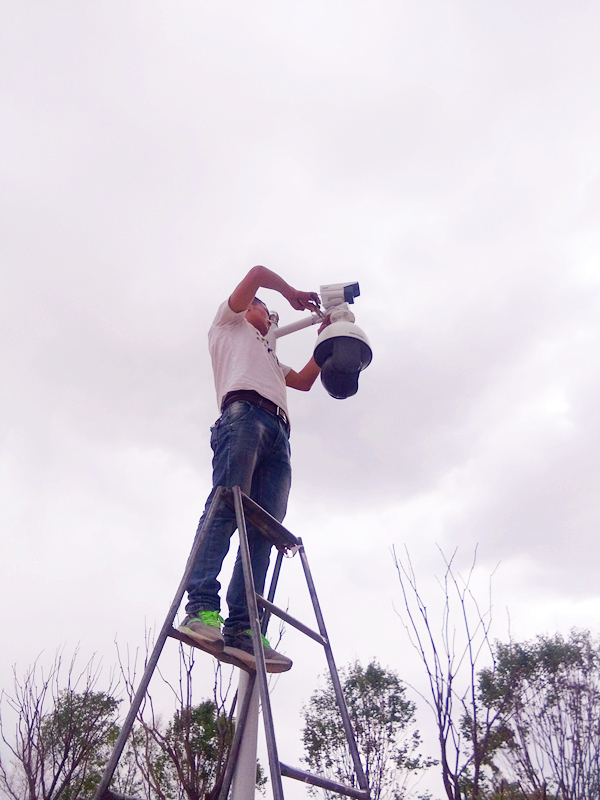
[
  {"xmin": 232, "ymin": 486, "xmax": 285, "ymax": 800},
  {"xmin": 273, "ymin": 312, "xmax": 321, "ymax": 338},
  {"xmin": 227, "ymin": 541, "xmax": 285, "ymax": 798},
  {"xmin": 217, "ymin": 672, "xmax": 256, "ymax": 800},
  {"xmin": 94, "ymin": 487, "xmax": 228, "ymax": 800},
  {"xmin": 230, "ymin": 671, "xmax": 260, "ymax": 800},
  {"xmin": 219, "ymin": 549, "xmax": 284, "ymax": 798}
]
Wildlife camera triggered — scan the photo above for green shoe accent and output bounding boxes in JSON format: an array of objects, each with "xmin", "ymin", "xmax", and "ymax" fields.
[
  {"xmin": 199, "ymin": 610, "xmax": 224, "ymax": 628},
  {"xmin": 243, "ymin": 628, "xmax": 271, "ymax": 649},
  {"xmin": 223, "ymin": 629, "xmax": 292, "ymax": 673},
  {"xmin": 178, "ymin": 611, "xmax": 225, "ymax": 653}
]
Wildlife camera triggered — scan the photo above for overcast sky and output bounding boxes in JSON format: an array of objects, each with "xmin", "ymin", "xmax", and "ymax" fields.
[{"xmin": 2, "ymin": 2, "xmax": 600, "ymax": 798}]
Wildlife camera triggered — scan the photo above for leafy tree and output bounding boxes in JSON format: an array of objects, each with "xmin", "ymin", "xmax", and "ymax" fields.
[
  {"xmin": 0, "ymin": 651, "xmax": 123, "ymax": 800},
  {"xmin": 40, "ymin": 689, "xmax": 120, "ymax": 799},
  {"xmin": 0, "ymin": 644, "xmax": 249, "ymax": 800},
  {"xmin": 478, "ymin": 629, "xmax": 600, "ymax": 800},
  {"xmin": 1, "ymin": 640, "xmax": 272, "ymax": 800},
  {"xmin": 302, "ymin": 659, "xmax": 433, "ymax": 800},
  {"xmin": 129, "ymin": 699, "xmax": 235, "ymax": 800}
]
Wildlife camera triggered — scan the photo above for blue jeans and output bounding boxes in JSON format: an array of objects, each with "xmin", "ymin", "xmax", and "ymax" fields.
[{"xmin": 185, "ymin": 401, "xmax": 292, "ymax": 634}]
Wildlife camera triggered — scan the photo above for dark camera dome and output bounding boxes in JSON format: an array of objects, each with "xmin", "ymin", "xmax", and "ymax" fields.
[
  {"xmin": 320, "ymin": 357, "xmax": 360, "ymax": 398},
  {"xmin": 314, "ymin": 332, "xmax": 372, "ymax": 400}
]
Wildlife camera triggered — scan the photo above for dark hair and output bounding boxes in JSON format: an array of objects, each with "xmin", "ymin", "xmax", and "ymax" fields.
[{"xmin": 252, "ymin": 297, "xmax": 267, "ymax": 308}]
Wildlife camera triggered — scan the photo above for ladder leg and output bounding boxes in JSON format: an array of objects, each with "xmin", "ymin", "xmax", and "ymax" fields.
[
  {"xmin": 93, "ymin": 486, "xmax": 228, "ymax": 800},
  {"xmin": 232, "ymin": 485, "xmax": 285, "ymax": 800},
  {"xmin": 262, "ymin": 549, "xmax": 284, "ymax": 633},
  {"xmin": 297, "ymin": 541, "xmax": 369, "ymax": 794}
]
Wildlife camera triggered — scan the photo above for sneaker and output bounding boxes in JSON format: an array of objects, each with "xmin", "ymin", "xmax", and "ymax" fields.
[
  {"xmin": 178, "ymin": 611, "xmax": 225, "ymax": 652},
  {"xmin": 223, "ymin": 629, "xmax": 292, "ymax": 673}
]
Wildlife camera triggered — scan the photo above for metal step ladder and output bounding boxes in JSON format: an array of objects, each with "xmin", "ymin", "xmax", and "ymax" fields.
[{"xmin": 93, "ymin": 485, "xmax": 369, "ymax": 800}]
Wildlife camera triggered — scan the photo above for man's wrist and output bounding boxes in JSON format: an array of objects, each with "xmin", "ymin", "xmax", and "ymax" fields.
[{"xmin": 280, "ymin": 283, "xmax": 295, "ymax": 302}]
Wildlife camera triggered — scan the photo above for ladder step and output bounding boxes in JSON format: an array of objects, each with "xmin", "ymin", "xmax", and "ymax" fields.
[
  {"xmin": 168, "ymin": 627, "xmax": 253, "ymax": 672},
  {"xmin": 280, "ymin": 762, "xmax": 369, "ymax": 799},
  {"xmin": 222, "ymin": 488, "xmax": 299, "ymax": 551},
  {"xmin": 100, "ymin": 790, "xmax": 145, "ymax": 800}
]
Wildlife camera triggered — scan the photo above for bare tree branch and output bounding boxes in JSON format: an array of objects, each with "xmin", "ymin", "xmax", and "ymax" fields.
[{"xmin": 393, "ymin": 546, "xmax": 508, "ymax": 800}]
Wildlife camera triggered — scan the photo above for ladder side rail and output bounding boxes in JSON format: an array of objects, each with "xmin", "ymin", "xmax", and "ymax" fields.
[
  {"xmin": 232, "ymin": 486, "xmax": 285, "ymax": 800},
  {"xmin": 94, "ymin": 487, "xmax": 228, "ymax": 800},
  {"xmin": 256, "ymin": 596, "xmax": 327, "ymax": 646},
  {"xmin": 279, "ymin": 763, "xmax": 369, "ymax": 800},
  {"xmin": 297, "ymin": 541, "xmax": 369, "ymax": 795}
]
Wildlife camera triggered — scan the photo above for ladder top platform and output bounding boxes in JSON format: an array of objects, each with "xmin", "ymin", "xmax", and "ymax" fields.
[{"xmin": 222, "ymin": 488, "xmax": 300, "ymax": 551}]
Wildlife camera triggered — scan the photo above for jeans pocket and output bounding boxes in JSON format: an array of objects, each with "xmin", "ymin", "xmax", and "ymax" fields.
[{"xmin": 223, "ymin": 401, "xmax": 254, "ymax": 426}]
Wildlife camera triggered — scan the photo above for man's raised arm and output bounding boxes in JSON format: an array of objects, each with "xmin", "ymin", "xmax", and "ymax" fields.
[{"xmin": 228, "ymin": 265, "xmax": 321, "ymax": 314}]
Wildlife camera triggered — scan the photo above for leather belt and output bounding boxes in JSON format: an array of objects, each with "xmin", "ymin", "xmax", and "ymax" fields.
[{"xmin": 221, "ymin": 390, "xmax": 290, "ymax": 434}]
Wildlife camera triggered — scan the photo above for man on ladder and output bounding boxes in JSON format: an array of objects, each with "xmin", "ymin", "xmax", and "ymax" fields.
[{"xmin": 178, "ymin": 265, "xmax": 326, "ymax": 672}]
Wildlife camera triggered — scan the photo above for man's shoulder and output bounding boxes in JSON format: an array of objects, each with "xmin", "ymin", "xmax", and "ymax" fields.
[{"xmin": 211, "ymin": 299, "xmax": 246, "ymax": 329}]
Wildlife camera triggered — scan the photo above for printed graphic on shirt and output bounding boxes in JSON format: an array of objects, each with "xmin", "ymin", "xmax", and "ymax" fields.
[{"xmin": 255, "ymin": 329, "xmax": 282, "ymax": 367}]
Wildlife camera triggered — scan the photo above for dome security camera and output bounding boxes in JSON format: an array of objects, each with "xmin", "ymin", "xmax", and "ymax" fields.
[{"xmin": 313, "ymin": 317, "xmax": 372, "ymax": 400}]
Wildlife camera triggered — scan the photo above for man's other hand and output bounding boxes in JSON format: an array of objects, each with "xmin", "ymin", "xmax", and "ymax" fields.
[{"xmin": 317, "ymin": 311, "xmax": 333, "ymax": 334}]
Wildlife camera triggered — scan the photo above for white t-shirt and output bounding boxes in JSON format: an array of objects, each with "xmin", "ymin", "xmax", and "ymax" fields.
[{"xmin": 209, "ymin": 300, "xmax": 291, "ymax": 415}]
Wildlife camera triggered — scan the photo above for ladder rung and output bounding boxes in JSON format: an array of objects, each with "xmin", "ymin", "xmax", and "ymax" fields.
[
  {"xmin": 256, "ymin": 596, "xmax": 327, "ymax": 646},
  {"xmin": 101, "ymin": 790, "xmax": 145, "ymax": 800},
  {"xmin": 280, "ymin": 762, "xmax": 369, "ymax": 799}
]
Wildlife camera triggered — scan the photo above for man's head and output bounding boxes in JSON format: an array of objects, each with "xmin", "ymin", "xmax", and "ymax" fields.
[{"xmin": 244, "ymin": 297, "xmax": 271, "ymax": 335}]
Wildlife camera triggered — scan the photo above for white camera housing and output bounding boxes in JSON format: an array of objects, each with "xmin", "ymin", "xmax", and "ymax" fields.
[{"xmin": 319, "ymin": 281, "xmax": 360, "ymax": 310}]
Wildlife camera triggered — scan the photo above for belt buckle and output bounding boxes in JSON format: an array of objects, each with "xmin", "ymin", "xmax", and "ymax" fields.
[{"xmin": 277, "ymin": 406, "xmax": 289, "ymax": 429}]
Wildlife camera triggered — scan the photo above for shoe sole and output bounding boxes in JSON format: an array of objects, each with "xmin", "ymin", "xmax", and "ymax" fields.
[
  {"xmin": 221, "ymin": 645, "xmax": 292, "ymax": 674},
  {"xmin": 177, "ymin": 625, "xmax": 225, "ymax": 654}
]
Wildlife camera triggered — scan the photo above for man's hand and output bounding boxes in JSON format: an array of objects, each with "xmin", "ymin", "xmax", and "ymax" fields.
[
  {"xmin": 229, "ymin": 266, "xmax": 321, "ymax": 315},
  {"xmin": 317, "ymin": 310, "xmax": 333, "ymax": 334},
  {"xmin": 286, "ymin": 289, "xmax": 321, "ymax": 313}
]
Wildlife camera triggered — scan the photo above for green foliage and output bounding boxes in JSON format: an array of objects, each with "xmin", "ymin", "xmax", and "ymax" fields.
[
  {"xmin": 478, "ymin": 629, "xmax": 600, "ymax": 800},
  {"xmin": 39, "ymin": 689, "xmax": 121, "ymax": 799},
  {"xmin": 485, "ymin": 783, "xmax": 560, "ymax": 800},
  {"xmin": 0, "ymin": 660, "xmax": 121, "ymax": 800},
  {"xmin": 302, "ymin": 660, "xmax": 434, "ymax": 800},
  {"xmin": 0, "ymin": 647, "xmax": 245, "ymax": 800},
  {"xmin": 138, "ymin": 699, "xmax": 235, "ymax": 800}
]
